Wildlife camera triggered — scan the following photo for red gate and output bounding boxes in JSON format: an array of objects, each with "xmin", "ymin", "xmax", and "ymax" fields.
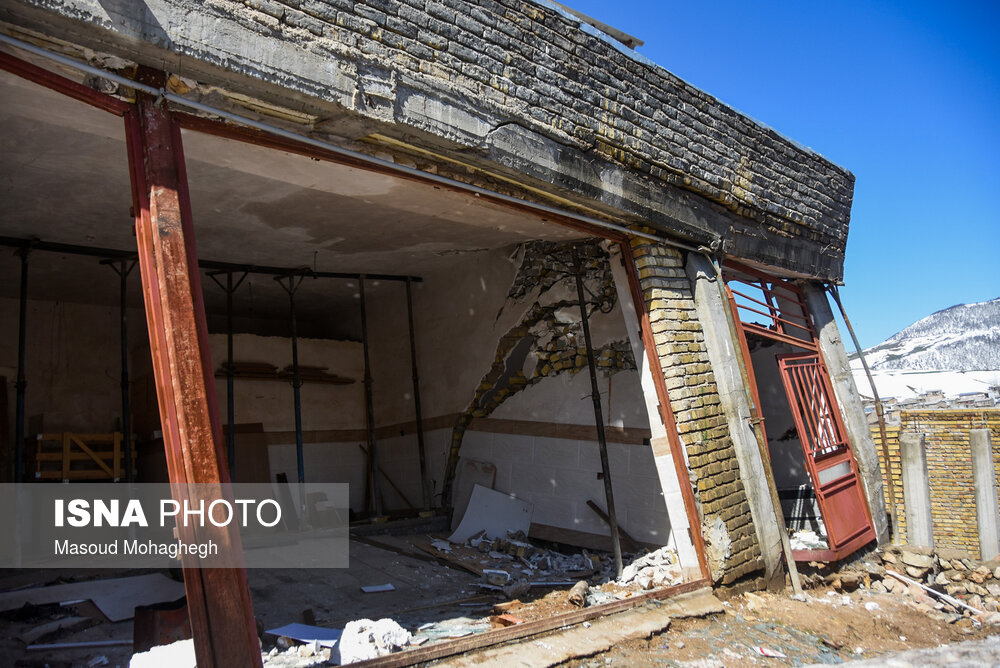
[{"xmin": 778, "ymin": 353, "xmax": 877, "ymax": 560}]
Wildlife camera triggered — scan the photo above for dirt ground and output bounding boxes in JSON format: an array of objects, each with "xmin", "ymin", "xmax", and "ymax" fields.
[{"xmin": 567, "ymin": 585, "xmax": 999, "ymax": 667}]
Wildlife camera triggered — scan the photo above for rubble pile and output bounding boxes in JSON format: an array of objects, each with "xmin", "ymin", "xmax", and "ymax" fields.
[
  {"xmin": 806, "ymin": 545, "xmax": 1000, "ymax": 626},
  {"xmin": 336, "ymin": 618, "xmax": 413, "ymax": 664},
  {"xmin": 616, "ymin": 546, "xmax": 683, "ymax": 590}
]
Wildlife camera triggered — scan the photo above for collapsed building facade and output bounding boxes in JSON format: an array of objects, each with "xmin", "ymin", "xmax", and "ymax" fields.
[{"xmin": 0, "ymin": 0, "xmax": 888, "ymax": 664}]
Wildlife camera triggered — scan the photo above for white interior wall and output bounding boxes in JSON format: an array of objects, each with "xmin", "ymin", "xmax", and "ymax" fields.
[
  {"xmin": 458, "ymin": 429, "xmax": 670, "ymax": 544},
  {"xmin": 360, "ymin": 244, "xmax": 672, "ymax": 542},
  {"xmin": 207, "ymin": 332, "xmax": 364, "ymax": 431},
  {"xmin": 0, "ymin": 297, "xmax": 148, "ymax": 437}
]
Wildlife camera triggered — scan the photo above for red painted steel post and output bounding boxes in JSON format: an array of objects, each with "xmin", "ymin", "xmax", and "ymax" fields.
[{"xmin": 127, "ymin": 69, "xmax": 262, "ymax": 668}]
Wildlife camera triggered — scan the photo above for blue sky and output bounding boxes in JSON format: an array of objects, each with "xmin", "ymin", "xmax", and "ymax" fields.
[{"xmin": 559, "ymin": 0, "xmax": 999, "ymax": 348}]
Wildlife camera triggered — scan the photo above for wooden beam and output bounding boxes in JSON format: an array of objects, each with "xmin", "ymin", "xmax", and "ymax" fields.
[{"xmin": 127, "ymin": 69, "xmax": 262, "ymax": 668}]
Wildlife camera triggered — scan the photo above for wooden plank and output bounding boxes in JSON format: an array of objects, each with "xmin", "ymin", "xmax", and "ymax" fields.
[
  {"xmin": 61, "ymin": 433, "xmax": 70, "ymax": 480},
  {"xmin": 413, "ymin": 543, "xmax": 484, "ymax": 577},
  {"xmin": 113, "ymin": 432, "xmax": 121, "ymax": 480},
  {"xmin": 69, "ymin": 435, "xmax": 114, "ymax": 476},
  {"xmin": 350, "ymin": 580, "xmax": 711, "ymax": 667}
]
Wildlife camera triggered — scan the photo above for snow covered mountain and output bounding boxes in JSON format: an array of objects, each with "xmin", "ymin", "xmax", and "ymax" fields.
[{"xmin": 852, "ymin": 298, "xmax": 1000, "ymax": 371}]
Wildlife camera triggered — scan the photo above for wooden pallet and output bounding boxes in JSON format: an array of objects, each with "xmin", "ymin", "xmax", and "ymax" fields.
[{"xmin": 34, "ymin": 432, "xmax": 135, "ymax": 481}]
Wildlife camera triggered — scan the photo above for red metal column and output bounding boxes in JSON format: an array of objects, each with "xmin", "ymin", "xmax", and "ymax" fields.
[{"xmin": 126, "ymin": 69, "xmax": 262, "ymax": 668}]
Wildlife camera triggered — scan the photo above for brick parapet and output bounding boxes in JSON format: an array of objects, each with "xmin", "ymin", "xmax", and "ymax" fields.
[
  {"xmin": 872, "ymin": 409, "xmax": 1000, "ymax": 555},
  {"xmin": 632, "ymin": 238, "xmax": 763, "ymax": 583}
]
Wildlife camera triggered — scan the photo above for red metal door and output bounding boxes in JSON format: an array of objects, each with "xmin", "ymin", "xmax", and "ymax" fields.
[{"xmin": 778, "ymin": 353, "xmax": 876, "ymax": 560}]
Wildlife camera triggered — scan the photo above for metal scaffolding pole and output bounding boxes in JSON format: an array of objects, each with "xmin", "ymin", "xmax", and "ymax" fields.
[
  {"xmin": 209, "ymin": 270, "xmax": 248, "ymax": 475},
  {"xmin": 276, "ymin": 274, "xmax": 308, "ymax": 496},
  {"xmin": 828, "ymin": 284, "xmax": 899, "ymax": 542},
  {"xmin": 571, "ymin": 245, "xmax": 623, "ymax": 578},
  {"xmin": 405, "ymin": 277, "xmax": 432, "ymax": 510},
  {"xmin": 102, "ymin": 258, "xmax": 138, "ymax": 482},
  {"xmin": 359, "ymin": 276, "xmax": 382, "ymax": 517},
  {"xmin": 13, "ymin": 247, "xmax": 29, "ymax": 484}
]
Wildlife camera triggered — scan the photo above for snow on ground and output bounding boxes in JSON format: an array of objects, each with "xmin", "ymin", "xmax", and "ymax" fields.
[{"xmin": 849, "ymin": 365, "xmax": 1000, "ymax": 401}]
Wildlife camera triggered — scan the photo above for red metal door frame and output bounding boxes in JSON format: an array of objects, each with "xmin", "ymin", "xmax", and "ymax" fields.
[
  {"xmin": 777, "ymin": 353, "xmax": 877, "ymax": 560},
  {"xmin": 722, "ymin": 261, "xmax": 876, "ymax": 561}
]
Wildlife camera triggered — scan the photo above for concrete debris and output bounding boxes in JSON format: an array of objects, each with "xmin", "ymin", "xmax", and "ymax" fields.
[
  {"xmin": 430, "ymin": 539, "xmax": 453, "ymax": 553},
  {"xmin": 789, "ymin": 528, "xmax": 829, "ymax": 551},
  {"xmin": 483, "ymin": 569, "xmax": 511, "ymax": 586},
  {"xmin": 617, "ymin": 547, "xmax": 682, "ymax": 589},
  {"xmin": 360, "ymin": 584, "xmax": 395, "ymax": 593},
  {"xmin": 796, "ymin": 545, "xmax": 1000, "ymax": 628},
  {"xmin": 336, "ymin": 618, "xmax": 412, "ymax": 664},
  {"xmin": 502, "ymin": 579, "xmax": 531, "ymax": 599},
  {"xmin": 585, "ymin": 587, "xmax": 623, "ymax": 607},
  {"xmin": 129, "ymin": 638, "xmax": 196, "ymax": 668},
  {"xmin": 262, "ymin": 644, "xmax": 331, "ymax": 667}
]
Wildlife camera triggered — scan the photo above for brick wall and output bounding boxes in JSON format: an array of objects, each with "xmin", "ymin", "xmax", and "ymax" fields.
[
  {"xmin": 872, "ymin": 409, "xmax": 1000, "ymax": 555},
  {"xmin": 631, "ymin": 238, "xmax": 762, "ymax": 583},
  {"xmin": 9, "ymin": 0, "xmax": 854, "ymax": 277}
]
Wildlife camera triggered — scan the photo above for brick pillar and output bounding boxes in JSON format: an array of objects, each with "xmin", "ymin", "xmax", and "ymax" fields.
[{"xmin": 631, "ymin": 239, "xmax": 762, "ymax": 584}]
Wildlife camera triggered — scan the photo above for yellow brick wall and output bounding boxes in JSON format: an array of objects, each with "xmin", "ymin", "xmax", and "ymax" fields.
[
  {"xmin": 871, "ymin": 409, "xmax": 1000, "ymax": 555},
  {"xmin": 632, "ymin": 239, "xmax": 763, "ymax": 584}
]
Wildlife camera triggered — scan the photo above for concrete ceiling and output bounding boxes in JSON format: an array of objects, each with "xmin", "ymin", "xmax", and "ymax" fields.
[{"xmin": 0, "ymin": 67, "xmax": 583, "ymax": 338}]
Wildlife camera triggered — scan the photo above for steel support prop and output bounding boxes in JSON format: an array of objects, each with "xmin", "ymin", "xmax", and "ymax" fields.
[
  {"xmin": 13, "ymin": 247, "xmax": 29, "ymax": 484},
  {"xmin": 359, "ymin": 276, "xmax": 382, "ymax": 517},
  {"xmin": 572, "ymin": 245, "xmax": 623, "ymax": 578},
  {"xmin": 276, "ymin": 274, "xmax": 307, "ymax": 498},
  {"xmin": 208, "ymin": 271, "xmax": 248, "ymax": 475},
  {"xmin": 102, "ymin": 259, "xmax": 138, "ymax": 482},
  {"xmin": 405, "ymin": 278, "xmax": 432, "ymax": 510},
  {"xmin": 827, "ymin": 284, "xmax": 899, "ymax": 542},
  {"xmin": 127, "ymin": 69, "xmax": 261, "ymax": 668}
]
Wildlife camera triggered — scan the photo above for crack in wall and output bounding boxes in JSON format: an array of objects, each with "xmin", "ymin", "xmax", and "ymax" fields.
[{"xmin": 441, "ymin": 239, "xmax": 635, "ymax": 506}]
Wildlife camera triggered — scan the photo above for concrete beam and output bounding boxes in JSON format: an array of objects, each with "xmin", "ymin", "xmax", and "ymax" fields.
[
  {"xmin": 801, "ymin": 284, "xmax": 889, "ymax": 543},
  {"xmin": 0, "ymin": 0, "xmax": 852, "ymax": 280},
  {"xmin": 685, "ymin": 254, "xmax": 782, "ymax": 580},
  {"xmin": 971, "ymin": 429, "xmax": 999, "ymax": 560},
  {"xmin": 899, "ymin": 432, "xmax": 933, "ymax": 548}
]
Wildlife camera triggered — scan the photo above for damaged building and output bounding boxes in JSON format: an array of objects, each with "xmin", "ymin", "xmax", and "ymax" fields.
[{"xmin": 0, "ymin": 0, "xmax": 889, "ymax": 664}]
